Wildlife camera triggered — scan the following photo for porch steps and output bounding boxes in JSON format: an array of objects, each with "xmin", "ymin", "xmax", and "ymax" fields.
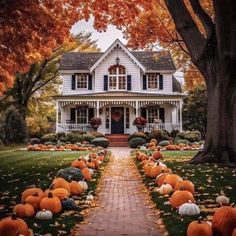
[{"xmin": 106, "ymin": 134, "xmax": 129, "ymax": 147}]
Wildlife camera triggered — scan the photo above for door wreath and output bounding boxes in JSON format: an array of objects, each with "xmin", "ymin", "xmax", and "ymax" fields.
[{"xmin": 111, "ymin": 108, "xmax": 123, "ymax": 122}]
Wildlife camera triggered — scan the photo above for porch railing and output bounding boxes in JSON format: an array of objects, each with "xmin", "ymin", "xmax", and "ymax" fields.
[
  {"xmin": 144, "ymin": 123, "xmax": 181, "ymax": 132},
  {"xmin": 57, "ymin": 123, "xmax": 93, "ymax": 133}
]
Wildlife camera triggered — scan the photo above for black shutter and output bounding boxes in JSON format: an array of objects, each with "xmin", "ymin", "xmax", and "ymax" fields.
[
  {"xmin": 88, "ymin": 108, "xmax": 94, "ymax": 121},
  {"xmin": 143, "ymin": 75, "xmax": 147, "ymax": 90},
  {"xmin": 88, "ymin": 74, "xmax": 92, "ymax": 90},
  {"xmin": 159, "ymin": 108, "xmax": 165, "ymax": 123},
  {"xmin": 127, "ymin": 75, "xmax": 132, "ymax": 91},
  {"xmin": 71, "ymin": 74, "xmax": 76, "ymax": 90},
  {"xmin": 70, "ymin": 108, "xmax": 76, "ymax": 123},
  {"xmin": 159, "ymin": 74, "xmax": 163, "ymax": 90},
  {"xmin": 104, "ymin": 75, "xmax": 108, "ymax": 91},
  {"xmin": 141, "ymin": 108, "xmax": 147, "ymax": 119}
]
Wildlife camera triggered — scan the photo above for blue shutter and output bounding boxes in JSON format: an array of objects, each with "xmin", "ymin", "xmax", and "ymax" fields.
[
  {"xmin": 159, "ymin": 74, "xmax": 163, "ymax": 90},
  {"xmin": 104, "ymin": 75, "xmax": 108, "ymax": 91},
  {"xmin": 127, "ymin": 75, "xmax": 132, "ymax": 91},
  {"xmin": 88, "ymin": 74, "xmax": 92, "ymax": 90},
  {"xmin": 159, "ymin": 108, "xmax": 165, "ymax": 123},
  {"xmin": 71, "ymin": 74, "xmax": 76, "ymax": 90},
  {"xmin": 70, "ymin": 108, "xmax": 76, "ymax": 123},
  {"xmin": 143, "ymin": 75, "xmax": 147, "ymax": 90}
]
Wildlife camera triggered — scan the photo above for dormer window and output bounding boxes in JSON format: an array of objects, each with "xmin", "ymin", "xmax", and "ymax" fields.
[
  {"xmin": 147, "ymin": 73, "xmax": 159, "ymax": 90},
  {"xmin": 77, "ymin": 74, "xmax": 88, "ymax": 89},
  {"xmin": 108, "ymin": 65, "xmax": 126, "ymax": 91}
]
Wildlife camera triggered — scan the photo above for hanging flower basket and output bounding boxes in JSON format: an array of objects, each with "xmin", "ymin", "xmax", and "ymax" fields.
[
  {"xmin": 133, "ymin": 116, "xmax": 147, "ymax": 131},
  {"xmin": 90, "ymin": 117, "xmax": 102, "ymax": 131}
]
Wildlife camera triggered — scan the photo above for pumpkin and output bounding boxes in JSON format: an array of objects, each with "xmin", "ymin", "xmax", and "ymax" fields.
[
  {"xmin": 61, "ymin": 198, "xmax": 80, "ymax": 211},
  {"xmin": 89, "ymin": 153, "xmax": 97, "ymax": 159},
  {"xmin": 148, "ymin": 141, "xmax": 156, "ymax": 148},
  {"xmin": 232, "ymin": 228, "xmax": 236, "ymax": 236},
  {"xmin": 149, "ymin": 163, "xmax": 166, "ymax": 178},
  {"xmin": 150, "ymin": 139, "xmax": 158, "ymax": 145},
  {"xmin": 152, "ymin": 151, "xmax": 162, "ymax": 160},
  {"xmin": 35, "ymin": 209, "xmax": 53, "ymax": 220},
  {"xmin": 212, "ymin": 206, "xmax": 236, "ymax": 236},
  {"xmin": 155, "ymin": 172, "xmax": 169, "ymax": 187},
  {"xmin": 25, "ymin": 192, "xmax": 42, "ymax": 211},
  {"xmin": 52, "ymin": 177, "xmax": 70, "ymax": 192},
  {"xmin": 92, "ymin": 159, "xmax": 100, "ymax": 169},
  {"xmin": 0, "ymin": 213, "xmax": 30, "ymax": 236},
  {"xmin": 178, "ymin": 201, "xmax": 200, "ymax": 216},
  {"xmin": 88, "ymin": 168, "xmax": 94, "ymax": 176},
  {"xmin": 216, "ymin": 190, "xmax": 230, "ymax": 206},
  {"xmin": 174, "ymin": 179, "xmax": 195, "ymax": 194},
  {"xmin": 82, "ymin": 168, "xmax": 92, "ymax": 180},
  {"xmin": 86, "ymin": 191, "xmax": 94, "ymax": 201},
  {"xmin": 169, "ymin": 188, "xmax": 195, "ymax": 209},
  {"xmin": 21, "ymin": 186, "xmax": 43, "ymax": 202},
  {"xmin": 96, "ymin": 155, "xmax": 104, "ymax": 161},
  {"xmin": 52, "ymin": 187, "xmax": 70, "ymax": 200},
  {"xmin": 69, "ymin": 181, "xmax": 83, "ymax": 195},
  {"xmin": 57, "ymin": 167, "xmax": 84, "ymax": 181},
  {"xmin": 144, "ymin": 162, "xmax": 155, "ymax": 177},
  {"xmin": 78, "ymin": 180, "xmax": 88, "ymax": 191},
  {"xmin": 13, "ymin": 202, "xmax": 35, "ymax": 218},
  {"xmin": 139, "ymin": 153, "xmax": 148, "ymax": 161},
  {"xmin": 158, "ymin": 183, "xmax": 173, "ymax": 195},
  {"xmin": 187, "ymin": 217, "xmax": 213, "ymax": 236},
  {"xmin": 39, "ymin": 192, "xmax": 62, "ymax": 214},
  {"xmin": 71, "ymin": 158, "xmax": 87, "ymax": 169},
  {"xmin": 163, "ymin": 174, "xmax": 183, "ymax": 188}
]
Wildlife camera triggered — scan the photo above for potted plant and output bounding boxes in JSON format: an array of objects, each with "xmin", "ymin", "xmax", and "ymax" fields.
[
  {"xmin": 133, "ymin": 116, "xmax": 147, "ymax": 131},
  {"xmin": 90, "ymin": 117, "xmax": 102, "ymax": 131}
]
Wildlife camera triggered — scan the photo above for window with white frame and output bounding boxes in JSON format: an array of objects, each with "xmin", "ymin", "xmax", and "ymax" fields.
[
  {"xmin": 108, "ymin": 65, "xmax": 126, "ymax": 90},
  {"xmin": 77, "ymin": 74, "xmax": 88, "ymax": 89},
  {"xmin": 147, "ymin": 73, "xmax": 158, "ymax": 89},
  {"xmin": 76, "ymin": 108, "xmax": 88, "ymax": 124},
  {"xmin": 148, "ymin": 107, "xmax": 159, "ymax": 123}
]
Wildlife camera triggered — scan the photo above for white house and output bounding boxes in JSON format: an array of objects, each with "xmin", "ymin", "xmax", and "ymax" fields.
[{"xmin": 54, "ymin": 39, "xmax": 184, "ymax": 135}]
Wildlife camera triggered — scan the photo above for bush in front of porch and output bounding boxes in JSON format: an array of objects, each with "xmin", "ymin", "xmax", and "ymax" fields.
[{"xmin": 128, "ymin": 137, "xmax": 147, "ymax": 148}]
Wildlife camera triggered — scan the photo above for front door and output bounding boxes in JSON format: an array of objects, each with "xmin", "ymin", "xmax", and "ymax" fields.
[{"xmin": 111, "ymin": 107, "xmax": 124, "ymax": 134}]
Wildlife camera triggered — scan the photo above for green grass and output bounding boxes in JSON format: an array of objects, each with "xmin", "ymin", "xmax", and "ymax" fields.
[
  {"xmin": 0, "ymin": 148, "xmax": 110, "ymax": 235},
  {"xmin": 133, "ymin": 150, "xmax": 236, "ymax": 236}
]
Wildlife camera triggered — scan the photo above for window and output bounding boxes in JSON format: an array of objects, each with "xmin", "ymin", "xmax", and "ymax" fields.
[
  {"xmin": 126, "ymin": 107, "xmax": 130, "ymax": 129},
  {"xmin": 108, "ymin": 65, "xmax": 126, "ymax": 90},
  {"xmin": 106, "ymin": 107, "xmax": 109, "ymax": 129},
  {"xmin": 76, "ymin": 108, "xmax": 88, "ymax": 124},
  {"xmin": 148, "ymin": 107, "xmax": 159, "ymax": 123},
  {"xmin": 147, "ymin": 74, "xmax": 158, "ymax": 89},
  {"xmin": 77, "ymin": 74, "xmax": 88, "ymax": 89}
]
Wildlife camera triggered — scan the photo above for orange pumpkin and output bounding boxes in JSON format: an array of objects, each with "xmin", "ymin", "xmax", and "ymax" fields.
[
  {"xmin": 174, "ymin": 180, "xmax": 195, "ymax": 194},
  {"xmin": 169, "ymin": 188, "xmax": 195, "ymax": 209},
  {"xmin": 69, "ymin": 181, "xmax": 84, "ymax": 195},
  {"xmin": 92, "ymin": 159, "xmax": 100, "ymax": 169},
  {"xmin": 52, "ymin": 177, "xmax": 70, "ymax": 192},
  {"xmin": 13, "ymin": 202, "xmax": 35, "ymax": 218},
  {"xmin": 155, "ymin": 172, "xmax": 169, "ymax": 187},
  {"xmin": 163, "ymin": 174, "xmax": 183, "ymax": 188},
  {"xmin": 96, "ymin": 155, "xmax": 104, "ymax": 161},
  {"xmin": 152, "ymin": 151, "xmax": 162, "ymax": 160},
  {"xmin": 86, "ymin": 160, "xmax": 96, "ymax": 169},
  {"xmin": 148, "ymin": 141, "xmax": 156, "ymax": 148},
  {"xmin": 0, "ymin": 214, "xmax": 30, "ymax": 236},
  {"xmin": 25, "ymin": 192, "xmax": 42, "ymax": 211},
  {"xmin": 232, "ymin": 228, "xmax": 236, "ymax": 236},
  {"xmin": 89, "ymin": 153, "xmax": 97, "ymax": 159},
  {"xmin": 149, "ymin": 163, "xmax": 166, "ymax": 178},
  {"xmin": 187, "ymin": 217, "xmax": 212, "ymax": 236},
  {"xmin": 144, "ymin": 162, "xmax": 155, "ymax": 177},
  {"xmin": 51, "ymin": 188, "xmax": 70, "ymax": 200},
  {"xmin": 82, "ymin": 168, "xmax": 92, "ymax": 180},
  {"xmin": 21, "ymin": 186, "xmax": 43, "ymax": 202},
  {"xmin": 71, "ymin": 158, "xmax": 87, "ymax": 169},
  {"xmin": 39, "ymin": 192, "xmax": 62, "ymax": 213},
  {"xmin": 212, "ymin": 206, "xmax": 236, "ymax": 236}
]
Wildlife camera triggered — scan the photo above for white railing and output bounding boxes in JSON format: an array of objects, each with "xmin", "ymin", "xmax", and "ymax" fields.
[
  {"xmin": 144, "ymin": 123, "xmax": 181, "ymax": 132},
  {"xmin": 57, "ymin": 123, "xmax": 92, "ymax": 133}
]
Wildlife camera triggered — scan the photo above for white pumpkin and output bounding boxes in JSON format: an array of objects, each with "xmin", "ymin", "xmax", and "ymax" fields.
[
  {"xmin": 158, "ymin": 183, "xmax": 173, "ymax": 195},
  {"xmin": 178, "ymin": 201, "xmax": 200, "ymax": 216},
  {"xmin": 79, "ymin": 180, "xmax": 88, "ymax": 191},
  {"xmin": 86, "ymin": 191, "xmax": 94, "ymax": 201},
  {"xmin": 88, "ymin": 168, "xmax": 94, "ymax": 176},
  {"xmin": 216, "ymin": 191, "xmax": 229, "ymax": 205},
  {"xmin": 157, "ymin": 161, "xmax": 167, "ymax": 168},
  {"xmin": 35, "ymin": 209, "xmax": 53, "ymax": 220},
  {"xmin": 140, "ymin": 146, "xmax": 147, "ymax": 150},
  {"xmin": 83, "ymin": 155, "xmax": 90, "ymax": 161}
]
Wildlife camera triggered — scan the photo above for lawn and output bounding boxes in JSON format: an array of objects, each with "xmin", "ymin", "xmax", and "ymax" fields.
[
  {"xmin": 133, "ymin": 150, "xmax": 236, "ymax": 236},
  {"xmin": 0, "ymin": 147, "xmax": 110, "ymax": 235}
]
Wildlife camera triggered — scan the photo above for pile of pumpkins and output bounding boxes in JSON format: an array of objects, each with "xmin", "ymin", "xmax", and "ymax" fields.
[
  {"xmin": 0, "ymin": 151, "xmax": 107, "ymax": 236},
  {"xmin": 135, "ymin": 148, "xmax": 236, "ymax": 236},
  {"xmin": 27, "ymin": 143, "xmax": 94, "ymax": 151}
]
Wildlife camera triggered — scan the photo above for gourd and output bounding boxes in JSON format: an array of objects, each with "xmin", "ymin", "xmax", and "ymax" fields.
[
  {"xmin": 86, "ymin": 191, "xmax": 94, "ymax": 201},
  {"xmin": 82, "ymin": 168, "xmax": 92, "ymax": 180},
  {"xmin": 88, "ymin": 168, "xmax": 94, "ymax": 176},
  {"xmin": 86, "ymin": 159, "xmax": 96, "ymax": 169},
  {"xmin": 174, "ymin": 179, "xmax": 195, "ymax": 194},
  {"xmin": 152, "ymin": 151, "xmax": 162, "ymax": 160},
  {"xmin": 21, "ymin": 186, "xmax": 43, "ymax": 202},
  {"xmin": 163, "ymin": 174, "xmax": 183, "ymax": 188},
  {"xmin": 50, "ymin": 187, "xmax": 70, "ymax": 200},
  {"xmin": 216, "ymin": 190, "xmax": 230, "ymax": 206},
  {"xmin": 169, "ymin": 187, "xmax": 195, "ymax": 209},
  {"xmin": 79, "ymin": 180, "xmax": 88, "ymax": 191},
  {"xmin": 57, "ymin": 167, "xmax": 84, "ymax": 181},
  {"xmin": 155, "ymin": 172, "xmax": 169, "ymax": 187},
  {"xmin": 187, "ymin": 217, "xmax": 213, "ymax": 236},
  {"xmin": 52, "ymin": 177, "xmax": 70, "ymax": 192},
  {"xmin": 39, "ymin": 192, "xmax": 62, "ymax": 214},
  {"xmin": 69, "ymin": 181, "xmax": 83, "ymax": 195},
  {"xmin": 35, "ymin": 209, "xmax": 53, "ymax": 220},
  {"xmin": 0, "ymin": 213, "xmax": 30, "ymax": 236},
  {"xmin": 71, "ymin": 158, "xmax": 87, "ymax": 169},
  {"xmin": 25, "ymin": 192, "xmax": 42, "ymax": 211},
  {"xmin": 13, "ymin": 202, "xmax": 35, "ymax": 218},
  {"xmin": 144, "ymin": 162, "xmax": 155, "ymax": 177},
  {"xmin": 178, "ymin": 201, "xmax": 200, "ymax": 216},
  {"xmin": 149, "ymin": 163, "xmax": 166, "ymax": 178},
  {"xmin": 61, "ymin": 198, "xmax": 80, "ymax": 211},
  {"xmin": 212, "ymin": 206, "xmax": 236, "ymax": 236},
  {"xmin": 158, "ymin": 183, "xmax": 173, "ymax": 195}
]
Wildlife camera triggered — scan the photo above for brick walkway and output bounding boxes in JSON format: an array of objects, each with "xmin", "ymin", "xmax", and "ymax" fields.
[{"xmin": 77, "ymin": 147, "xmax": 163, "ymax": 236}]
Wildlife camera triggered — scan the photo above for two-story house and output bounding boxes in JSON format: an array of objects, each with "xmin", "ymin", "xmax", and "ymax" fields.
[{"xmin": 54, "ymin": 39, "xmax": 184, "ymax": 134}]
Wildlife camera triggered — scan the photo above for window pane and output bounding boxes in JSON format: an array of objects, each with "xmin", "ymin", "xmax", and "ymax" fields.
[
  {"xmin": 118, "ymin": 76, "xmax": 126, "ymax": 90},
  {"xmin": 148, "ymin": 108, "xmax": 158, "ymax": 123},
  {"xmin": 119, "ymin": 66, "xmax": 126, "ymax": 74},
  {"xmin": 148, "ymin": 74, "xmax": 158, "ymax": 89},
  {"xmin": 109, "ymin": 66, "xmax": 117, "ymax": 75},
  {"xmin": 77, "ymin": 108, "xmax": 87, "ymax": 124},
  {"xmin": 77, "ymin": 74, "xmax": 88, "ymax": 89},
  {"xmin": 109, "ymin": 76, "xmax": 117, "ymax": 90}
]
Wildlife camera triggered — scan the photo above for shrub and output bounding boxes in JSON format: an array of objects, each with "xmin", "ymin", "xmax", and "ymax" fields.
[
  {"xmin": 128, "ymin": 132, "xmax": 148, "ymax": 141},
  {"xmin": 148, "ymin": 130, "xmax": 170, "ymax": 142},
  {"xmin": 158, "ymin": 140, "xmax": 170, "ymax": 147},
  {"xmin": 170, "ymin": 129, "xmax": 179, "ymax": 138},
  {"xmin": 177, "ymin": 131, "xmax": 201, "ymax": 143},
  {"xmin": 40, "ymin": 133, "xmax": 57, "ymax": 143},
  {"xmin": 89, "ymin": 131, "xmax": 105, "ymax": 138},
  {"xmin": 66, "ymin": 133, "xmax": 83, "ymax": 144},
  {"xmin": 128, "ymin": 137, "xmax": 146, "ymax": 148},
  {"xmin": 57, "ymin": 132, "xmax": 66, "ymax": 140},
  {"xmin": 82, "ymin": 134, "xmax": 96, "ymax": 143},
  {"xmin": 30, "ymin": 138, "xmax": 41, "ymax": 145},
  {"xmin": 91, "ymin": 137, "xmax": 109, "ymax": 148},
  {"xmin": 174, "ymin": 138, "xmax": 190, "ymax": 145}
]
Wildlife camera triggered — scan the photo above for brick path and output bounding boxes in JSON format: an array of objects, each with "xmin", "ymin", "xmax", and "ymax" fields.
[{"xmin": 77, "ymin": 147, "xmax": 163, "ymax": 236}]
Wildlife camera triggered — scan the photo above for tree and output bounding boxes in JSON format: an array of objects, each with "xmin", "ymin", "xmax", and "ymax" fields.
[{"xmin": 183, "ymin": 86, "xmax": 207, "ymax": 139}]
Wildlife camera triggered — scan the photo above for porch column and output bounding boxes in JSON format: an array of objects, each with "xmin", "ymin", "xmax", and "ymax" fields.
[
  {"xmin": 96, "ymin": 101, "xmax": 100, "ymax": 117},
  {"xmin": 179, "ymin": 100, "xmax": 183, "ymax": 131},
  {"xmin": 135, "ymin": 101, "xmax": 139, "ymax": 116},
  {"xmin": 56, "ymin": 101, "xmax": 59, "ymax": 133}
]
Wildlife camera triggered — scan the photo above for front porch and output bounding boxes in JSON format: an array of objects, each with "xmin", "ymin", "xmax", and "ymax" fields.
[{"xmin": 55, "ymin": 93, "xmax": 183, "ymax": 134}]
